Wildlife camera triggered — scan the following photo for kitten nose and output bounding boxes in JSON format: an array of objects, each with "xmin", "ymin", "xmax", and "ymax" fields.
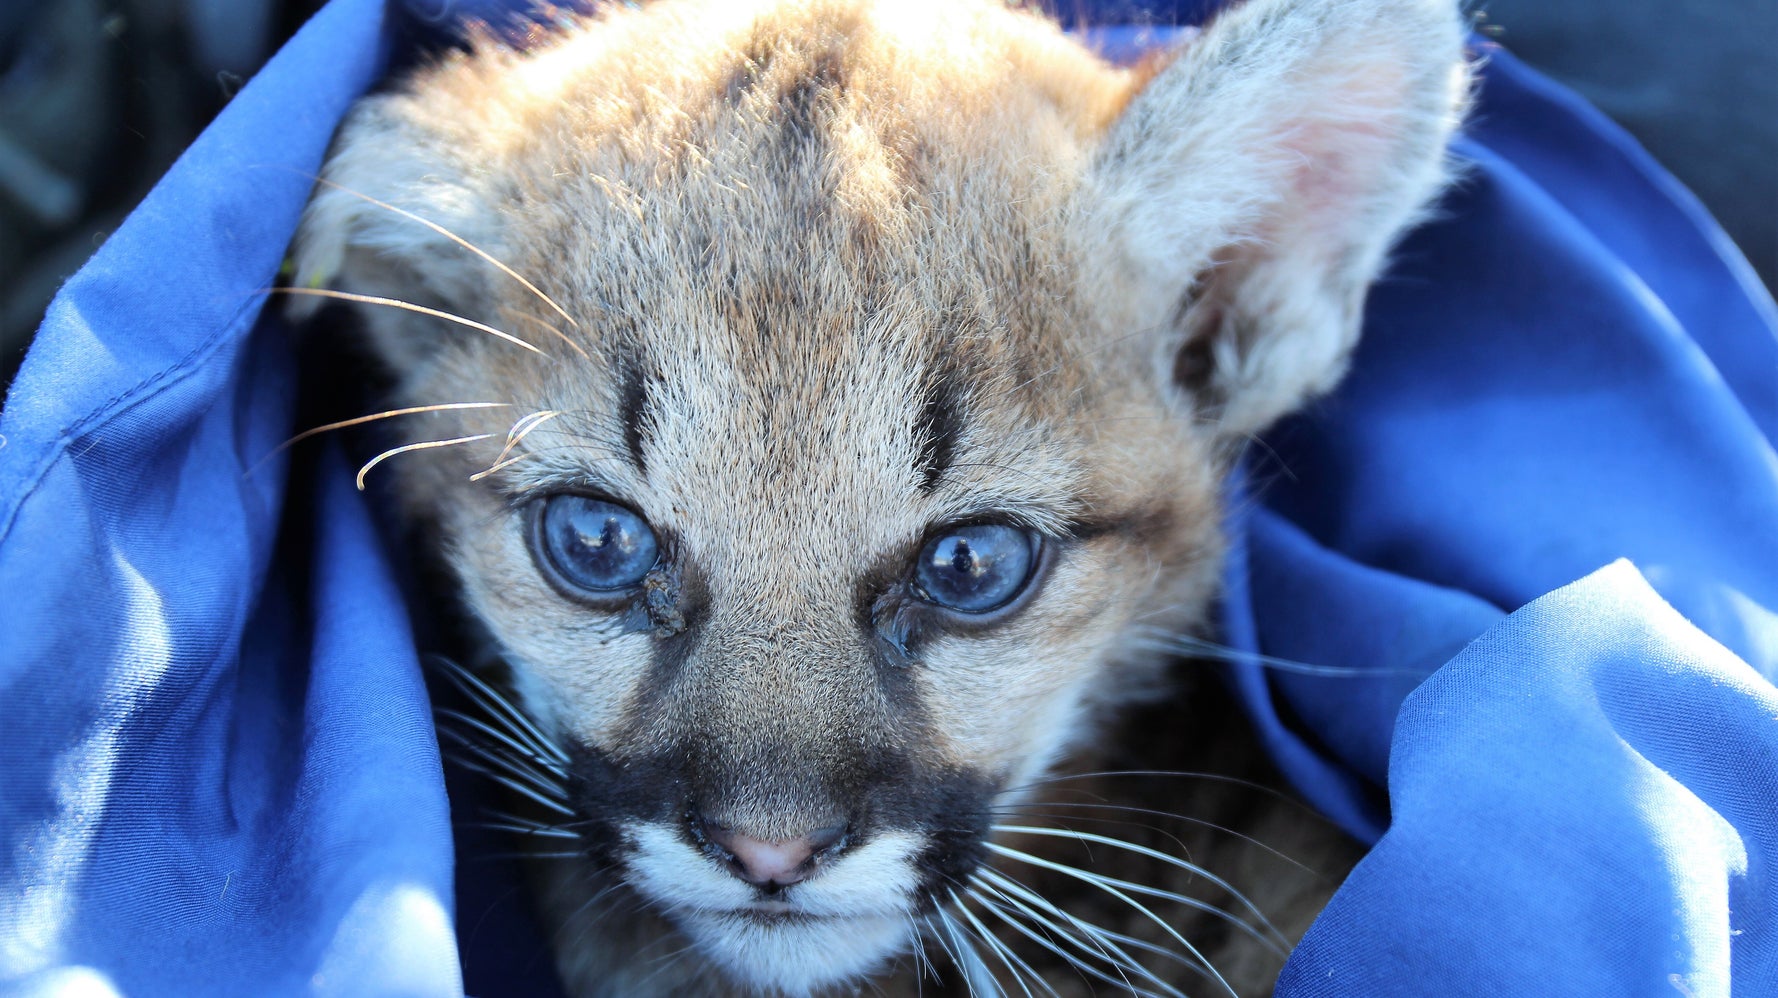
[{"xmin": 693, "ymin": 815, "xmax": 849, "ymax": 887}]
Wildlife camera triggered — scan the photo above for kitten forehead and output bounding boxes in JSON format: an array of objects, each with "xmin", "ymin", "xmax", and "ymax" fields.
[{"xmin": 389, "ymin": 6, "xmax": 1134, "ymax": 541}]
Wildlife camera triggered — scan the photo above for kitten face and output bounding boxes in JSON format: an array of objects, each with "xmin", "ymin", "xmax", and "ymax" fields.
[
  {"xmin": 294, "ymin": 0, "xmax": 1466, "ymax": 991},
  {"xmin": 400, "ymin": 126, "xmax": 1227, "ymax": 984}
]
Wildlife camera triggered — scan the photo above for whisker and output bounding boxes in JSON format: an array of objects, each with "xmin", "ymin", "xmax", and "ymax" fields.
[
  {"xmin": 445, "ymin": 751, "xmax": 576, "ymax": 817},
  {"xmin": 921, "ymin": 914, "xmax": 973, "ymax": 996},
  {"xmin": 934, "ymin": 904, "xmax": 999, "ymax": 997},
  {"xmin": 249, "ymin": 401, "xmax": 513, "ymax": 476},
  {"xmin": 1132, "ymin": 629, "xmax": 1427, "ymax": 679},
  {"xmin": 472, "ymin": 410, "xmax": 566, "ymax": 482},
  {"xmin": 426, "ymin": 654, "xmax": 569, "ymax": 766},
  {"xmin": 967, "ymin": 884, "xmax": 1122, "ymax": 995},
  {"xmin": 986, "ymin": 842, "xmax": 1239, "ymax": 998},
  {"xmin": 988, "ymin": 878, "xmax": 1209, "ymax": 981},
  {"xmin": 438, "ymin": 739, "xmax": 565, "ymax": 808},
  {"xmin": 308, "ymin": 175, "xmax": 583, "ymax": 334},
  {"xmin": 995, "ymin": 801, "xmax": 1321, "ymax": 876},
  {"xmin": 1013, "ymin": 770, "xmax": 1324, "ymax": 815},
  {"xmin": 447, "ymin": 757, "xmax": 563, "ymax": 817},
  {"xmin": 553, "ymin": 877, "xmax": 634, "ymax": 948},
  {"xmin": 992, "ymin": 823, "xmax": 1286, "ymax": 952},
  {"xmin": 905, "ymin": 913, "xmax": 940, "ymax": 985},
  {"xmin": 436, "ymin": 707, "xmax": 568, "ymax": 778},
  {"xmin": 949, "ymin": 889, "xmax": 1053, "ymax": 998},
  {"xmin": 978, "ymin": 880, "xmax": 1214, "ymax": 991},
  {"xmin": 631, "ymin": 939, "xmax": 698, "ymax": 991},
  {"xmin": 356, "ymin": 433, "xmax": 495, "ymax": 490},
  {"xmin": 264, "ymin": 287, "xmax": 549, "ymax": 357},
  {"xmin": 464, "ymin": 818, "xmax": 580, "ymax": 840},
  {"xmin": 479, "ymin": 807, "xmax": 570, "ymax": 829},
  {"xmin": 499, "ymin": 305, "xmax": 592, "ymax": 360},
  {"xmin": 972, "ymin": 869, "xmax": 1181, "ymax": 998},
  {"xmin": 468, "ymin": 450, "xmax": 548, "ymax": 482},
  {"xmin": 433, "ymin": 717, "xmax": 561, "ymax": 783},
  {"xmin": 440, "ymin": 738, "xmax": 561, "ymax": 800}
]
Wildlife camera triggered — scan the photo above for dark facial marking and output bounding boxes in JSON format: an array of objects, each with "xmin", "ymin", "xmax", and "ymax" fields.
[
  {"xmin": 617, "ymin": 357, "xmax": 652, "ymax": 476},
  {"xmin": 899, "ymin": 768, "xmax": 997, "ymax": 901},
  {"xmin": 913, "ymin": 373, "xmax": 964, "ymax": 494},
  {"xmin": 779, "ymin": 47, "xmax": 846, "ymax": 145}
]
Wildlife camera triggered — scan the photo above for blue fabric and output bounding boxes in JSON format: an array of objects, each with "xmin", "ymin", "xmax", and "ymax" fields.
[{"xmin": 1, "ymin": 3, "xmax": 1773, "ymax": 997}]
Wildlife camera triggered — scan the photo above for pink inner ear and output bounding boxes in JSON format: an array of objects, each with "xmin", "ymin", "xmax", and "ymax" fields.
[{"xmin": 1272, "ymin": 59, "xmax": 1417, "ymax": 252}]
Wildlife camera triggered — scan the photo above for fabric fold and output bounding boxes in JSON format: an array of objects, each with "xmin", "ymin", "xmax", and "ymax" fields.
[{"xmin": 1277, "ymin": 561, "xmax": 1776, "ymax": 997}]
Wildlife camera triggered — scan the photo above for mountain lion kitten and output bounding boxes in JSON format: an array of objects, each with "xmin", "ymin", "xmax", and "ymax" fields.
[{"xmin": 290, "ymin": 0, "xmax": 1467, "ymax": 993}]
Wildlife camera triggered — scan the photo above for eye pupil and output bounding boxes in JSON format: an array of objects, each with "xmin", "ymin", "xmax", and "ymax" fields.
[
  {"xmin": 915, "ymin": 524, "xmax": 1036, "ymax": 614},
  {"xmin": 537, "ymin": 495, "xmax": 659, "ymax": 593},
  {"xmin": 947, "ymin": 541, "xmax": 975, "ymax": 576}
]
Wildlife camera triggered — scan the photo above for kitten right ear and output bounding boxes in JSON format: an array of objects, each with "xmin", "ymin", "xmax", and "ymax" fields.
[
  {"xmin": 289, "ymin": 97, "xmax": 502, "ymax": 371},
  {"xmin": 1087, "ymin": 0, "xmax": 1469, "ymax": 437}
]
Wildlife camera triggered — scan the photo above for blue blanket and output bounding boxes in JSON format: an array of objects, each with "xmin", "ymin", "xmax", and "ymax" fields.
[{"xmin": 1, "ymin": 1, "xmax": 1773, "ymax": 994}]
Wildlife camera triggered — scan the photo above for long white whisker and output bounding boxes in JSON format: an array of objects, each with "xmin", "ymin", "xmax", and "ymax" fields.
[
  {"xmin": 992, "ymin": 824, "xmax": 1286, "ymax": 951},
  {"xmin": 997, "ymin": 800, "xmax": 1321, "ymax": 876},
  {"xmin": 471, "ymin": 409, "xmax": 565, "ymax": 482},
  {"xmin": 467, "ymin": 820, "xmax": 580, "ymax": 840},
  {"xmin": 446, "ymin": 752, "xmax": 576, "ymax": 817},
  {"xmin": 468, "ymin": 450, "xmax": 545, "ymax": 481},
  {"xmin": 905, "ymin": 913, "xmax": 940, "ymax": 985},
  {"xmin": 949, "ymin": 888, "xmax": 1046, "ymax": 998},
  {"xmin": 1132, "ymin": 630, "xmax": 1426, "ymax": 678},
  {"xmin": 499, "ymin": 306, "xmax": 592, "ymax": 360},
  {"xmin": 922, "ymin": 914, "xmax": 974, "ymax": 996},
  {"xmin": 986, "ymin": 842, "xmax": 1239, "ymax": 998},
  {"xmin": 436, "ymin": 708, "xmax": 567, "ymax": 777},
  {"xmin": 436, "ymin": 723, "xmax": 560, "ymax": 788},
  {"xmin": 939, "ymin": 903, "xmax": 1002, "ymax": 998},
  {"xmin": 265, "ymin": 287, "xmax": 549, "ymax": 356},
  {"xmin": 478, "ymin": 850, "xmax": 586, "ymax": 860},
  {"xmin": 438, "ymin": 737, "xmax": 567, "ymax": 810},
  {"xmin": 453, "ymin": 760, "xmax": 563, "ymax": 810},
  {"xmin": 973, "ymin": 869, "xmax": 1182, "ymax": 998},
  {"xmin": 355, "ymin": 434, "xmax": 494, "ymax": 490},
  {"xmin": 426, "ymin": 654, "xmax": 569, "ymax": 765},
  {"xmin": 978, "ymin": 874, "xmax": 1217, "ymax": 985},
  {"xmin": 1012, "ymin": 770, "xmax": 1322, "ymax": 818},
  {"xmin": 250, "ymin": 401, "xmax": 514, "ymax": 476},
  {"xmin": 309, "ymin": 175, "xmax": 583, "ymax": 334},
  {"xmin": 968, "ymin": 885, "xmax": 1141, "ymax": 996}
]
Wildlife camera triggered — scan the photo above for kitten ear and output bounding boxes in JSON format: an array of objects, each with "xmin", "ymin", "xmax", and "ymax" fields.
[
  {"xmin": 289, "ymin": 96, "xmax": 502, "ymax": 373},
  {"xmin": 1089, "ymin": 0, "xmax": 1469, "ymax": 436}
]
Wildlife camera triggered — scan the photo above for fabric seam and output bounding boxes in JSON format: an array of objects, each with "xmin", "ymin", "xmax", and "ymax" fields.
[{"xmin": 0, "ymin": 295, "xmax": 268, "ymax": 547}]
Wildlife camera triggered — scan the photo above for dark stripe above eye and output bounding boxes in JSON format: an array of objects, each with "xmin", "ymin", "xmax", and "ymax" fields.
[
  {"xmin": 914, "ymin": 373, "xmax": 964, "ymax": 494},
  {"xmin": 617, "ymin": 358, "xmax": 651, "ymax": 477}
]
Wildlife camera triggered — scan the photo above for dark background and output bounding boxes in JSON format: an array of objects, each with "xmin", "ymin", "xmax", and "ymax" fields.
[{"xmin": 2, "ymin": 0, "xmax": 1774, "ymax": 399}]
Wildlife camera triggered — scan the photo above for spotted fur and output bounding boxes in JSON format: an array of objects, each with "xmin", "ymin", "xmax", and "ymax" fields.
[{"xmin": 293, "ymin": 0, "xmax": 1468, "ymax": 993}]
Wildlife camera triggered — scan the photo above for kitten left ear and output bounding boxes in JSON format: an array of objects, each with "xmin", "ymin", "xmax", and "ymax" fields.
[{"xmin": 1088, "ymin": 0, "xmax": 1469, "ymax": 436}]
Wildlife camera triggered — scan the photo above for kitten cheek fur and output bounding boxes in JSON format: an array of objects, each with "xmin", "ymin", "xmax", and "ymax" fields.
[{"xmin": 290, "ymin": 0, "xmax": 1468, "ymax": 994}]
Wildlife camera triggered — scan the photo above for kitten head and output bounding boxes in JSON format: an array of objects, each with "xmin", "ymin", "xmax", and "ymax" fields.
[{"xmin": 293, "ymin": 0, "xmax": 1466, "ymax": 991}]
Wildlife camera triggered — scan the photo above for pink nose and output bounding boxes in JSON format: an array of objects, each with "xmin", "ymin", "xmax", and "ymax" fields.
[{"xmin": 698, "ymin": 818, "xmax": 849, "ymax": 887}]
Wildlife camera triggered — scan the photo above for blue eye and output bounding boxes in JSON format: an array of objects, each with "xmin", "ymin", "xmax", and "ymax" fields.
[
  {"xmin": 535, "ymin": 495, "xmax": 659, "ymax": 593},
  {"xmin": 913, "ymin": 524, "xmax": 1037, "ymax": 614}
]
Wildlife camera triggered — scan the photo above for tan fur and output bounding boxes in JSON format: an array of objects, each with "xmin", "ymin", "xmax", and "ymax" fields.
[{"xmin": 293, "ymin": 0, "xmax": 1467, "ymax": 994}]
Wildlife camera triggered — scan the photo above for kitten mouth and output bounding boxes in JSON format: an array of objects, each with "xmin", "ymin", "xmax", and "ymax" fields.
[
  {"xmin": 743, "ymin": 899, "xmax": 798, "ymax": 916},
  {"xmin": 717, "ymin": 899, "xmax": 879, "ymax": 923}
]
